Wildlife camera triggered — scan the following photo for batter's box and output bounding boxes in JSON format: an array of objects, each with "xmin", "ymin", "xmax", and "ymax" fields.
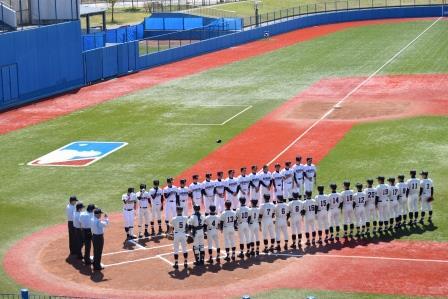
[{"xmin": 164, "ymin": 105, "xmax": 252, "ymax": 126}]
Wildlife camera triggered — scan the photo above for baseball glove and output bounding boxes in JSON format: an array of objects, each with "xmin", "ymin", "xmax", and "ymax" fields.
[
  {"xmin": 167, "ymin": 233, "xmax": 174, "ymax": 240},
  {"xmin": 187, "ymin": 234, "xmax": 194, "ymax": 244},
  {"xmin": 427, "ymin": 196, "xmax": 434, "ymax": 202}
]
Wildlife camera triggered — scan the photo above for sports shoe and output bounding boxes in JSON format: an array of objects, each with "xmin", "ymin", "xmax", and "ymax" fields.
[{"xmin": 173, "ymin": 262, "xmax": 179, "ymax": 270}]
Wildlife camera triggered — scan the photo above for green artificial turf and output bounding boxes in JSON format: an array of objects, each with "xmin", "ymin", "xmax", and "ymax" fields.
[{"xmin": 0, "ymin": 19, "xmax": 447, "ymax": 293}]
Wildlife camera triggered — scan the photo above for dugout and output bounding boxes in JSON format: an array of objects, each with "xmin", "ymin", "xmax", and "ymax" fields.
[{"xmin": 80, "ymin": 5, "xmax": 106, "ymax": 33}]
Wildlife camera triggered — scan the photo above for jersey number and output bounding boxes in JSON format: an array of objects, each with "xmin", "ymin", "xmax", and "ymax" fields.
[{"xmin": 227, "ymin": 216, "xmax": 234, "ymax": 223}]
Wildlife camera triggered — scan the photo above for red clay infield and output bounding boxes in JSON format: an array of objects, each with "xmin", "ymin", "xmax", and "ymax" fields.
[{"xmin": 4, "ymin": 73, "xmax": 448, "ymax": 298}]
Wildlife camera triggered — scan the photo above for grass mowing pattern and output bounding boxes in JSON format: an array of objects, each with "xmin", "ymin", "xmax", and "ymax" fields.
[{"xmin": 0, "ymin": 20, "xmax": 447, "ymax": 292}]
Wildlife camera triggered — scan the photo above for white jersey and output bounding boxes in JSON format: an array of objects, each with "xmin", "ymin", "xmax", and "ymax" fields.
[
  {"xmin": 364, "ymin": 187, "xmax": 377, "ymax": 207},
  {"xmin": 249, "ymin": 172, "xmax": 261, "ymax": 189},
  {"xmin": 315, "ymin": 194, "xmax": 328, "ymax": 213},
  {"xmin": 122, "ymin": 193, "xmax": 137, "ymax": 210},
  {"xmin": 236, "ymin": 206, "xmax": 251, "ymax": 224},
  {"xmin": 397, "ymin": 182, "xmax": 408, "ymax": 200},
  {"xmin": 292, "ymin": 163, "xmax": 305, "ymax": 183},
  {"xmin": 406, "ymin": 178, "xmax": 420, "ymax": 194},
  {"xmin": 259, "ymin": 202, "xmax": 276, "ymax": 221},
  {"xmin": 328, "ymin": 192, "xmax": 341, "ymax": 210},
  {"xmin": 214, "ymin": 179, "xmax": 226, "ymax": 197},
  {"xmin": 188, "ymin": 213, "xmax": 206, "ymax": 228},
  {"xmin": 354, "ymin": 191, "xmax": 367, "ymax": 208},
  {"xmin": 304, "ymin": 199, "xmax": 316, "ymax": 218},
  {"xmin": 340, "ymin": 189, "xmax": 354, "ymax": 209},
  {"xmin": 205, "ymin": 215, "xmax": 220, "ymax": 233},
  {"xmin": 281, "ymin": 168, "xmax": 294, "ymax": 187},
  {"xmin": 238, "ymin": 175, "xmax": 251, "ymax": 195},
  {"xmin": 420, "ymin": 179, "xmax": 433, "ymax": 196},
  {"xmin": 289, "ymin": 200, "xmax": 304, "ymax": 218},
  {"xmin": 388, "ymin": 185, "xmax": 399, "ymax": 203},
  {"xmin": 171, "ymin": 216, "xmax": 188, "ymax": 234},
  {"xmin": 225, "ymin": 177, "xmax": 239, "ymax": 194},
  {"xmin": 163, "ymin": 185, "xmax": 178, "ymax": 204},
  {"xmin": 272, "ymin": 171, "xmax": 283, "ymax": 191},
  {"xmin": 249, "ymin": 207, "xmax": 260, "ymax": 225},
  {"xmin": 177, "ymin": 186, "xmax": 189, "ymax": 206},
  {"xmin": 376, "ymin": 184, "xmax": 389, "ymax": 205},
  {"xmin": 275, "ymin": 203, "xmax": 289, "ymax": 221},
  {"xmin": 188, "ymin": 182, "xmax": 203, "ymax": 200},
  {"xmin": 149, "ymin": 188, "xmax": 163, "ymax": 206},
  {"xmin": 202, "ymin": 179, "xmax": 215, "ymax": 197},
  {"xmin": 259, "ymin": 171, "xmax": 272, "ymax": 189},
  {"xmin": 220, "ymin": 210, "xmax": 237, "ymax": 229},
  {"xmin": 136, "ymin": 190, "xmax": 150, "ymax": 208},
  {"xmin": 304, "ymin": 164, "xmax": 316, "ymax": 181}
]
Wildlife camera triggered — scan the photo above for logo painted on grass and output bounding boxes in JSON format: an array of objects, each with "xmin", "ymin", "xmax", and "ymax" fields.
[{"xmin": 28, "ymin": 141, "xmax": 128, "ymax": 167}]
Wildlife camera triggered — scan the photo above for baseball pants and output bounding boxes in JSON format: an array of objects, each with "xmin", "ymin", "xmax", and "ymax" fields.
[
  {"xmin": 260, "ymin": 185, "xmax": 271, "ymax": 199},
  {"xmin": 290, "ymin": 216, "xmax": 302, "ymax": 235},
  {"xmin": 223, "ymin": 228, "xmax": 235, "ymax": 248},
  {"xmin": 275, "ymin": 221, "xmax": 288, "ymax": 241},
  {"xmin": 365, "ymin": 205, "xmax": 377, "ymax": 222},
  {"xmin": 92, "ymin": 234, "xmax": 104, "ymax": 270},
  {"xmin": 273, "ymin": 186, "xmax": 283, "ymax": 201},
  {"xmin": 283, "ymin": 183, "xmax": 293, "ymax": 199},
  {"xmin": 207, "ymin": 231, "xmax": 220, "ymax": 249},
  {"xmin": 328, "ymin": 209, "xmax": 340, "ymax": 228},
  {"xmin": 399, "ymin": 198, "xmax": 408, "ymax": 216},
  {"xmin": 408, "ymin": 193, "xmax": 419, "ymax": 213},
  {"xmin": 293, "ymin": 180, "xmax": 304, "ymax": 196},
  {"xmin": 377, "ymin": 204, "xmax": 388, "ymax": 222},
  {"xmin": 173, "ymin": 233, "xmax": 187, "ymax": 254},
  {"xmin": 138, "ymin": 207, "xmax": 150, "ymax": 230},
  {"xmin": 227, "ymin": 194, "xmax": 239, "ymax": 210},
  {"xmin": 151, "ymin": 205, "xmax": 162, "ymax": 221},
  {"xmin": 238, "ymin": 223, "xmax": 251, "ymax": 245},
  {"xmin": 304, "ymin": 179, "xmax": 314, "ymax": 193},
  {"xmin": 316, "ymin": 212, "xmax": 329, "ymax": 231},
  {"xmin": 68, "ymin": 221, "xmax": 76, "ymax": 255},
  {"xmin": 82, "ymin": 228, "xmax": 92, "ymax": 263},
  {"xmin": 214, "ymin": 194, "xmax": 225, "ymax": 214},
  {"xmin": 304, "ymin": 217, "xmax": 315, "ymax": 233},
  {"xmin": 193, "ymin": 231, "xmax": 205, "ymax": 253},
  {"xmin": 343, "ymin": 208, "xmax": 355, "ymax": 225},
  {"xmin": 178, "ymin": 203, "xmax": 188, "ymax": 216},
  {"xmin": 192, "ymin": 197, "xmax": 202, "ymax": 208},
  {"xmin": 204, "ymin": 196, "xmax": 215, "ymax": 213},
  {"xmin": 249, "ymin": 224, "xmax": 260, "ymax": 243},
  {"xmin": 261, "ymin": 221, "xmax": 275, "ymax": 240},
  {"xmin": 421, "ymin": 195, "xmax": 433, "ymax": 211},
  {"xmin": 389, "ymin": 202, "xmax": 399, "ymax": 219},
  {"xmin": 123, "ymin": 209, "xmax": 134, "ymax": 227},
  {"xmin": 250, "ymin": 187, "xmax": 260, "ymax": 201},
  {"xmin": 165, "ymin": 202, "xmax": 177, "ymax": 221},
  {"xmin": 355, "ymin": 208, "xmax": 366, "ymax": 227}
]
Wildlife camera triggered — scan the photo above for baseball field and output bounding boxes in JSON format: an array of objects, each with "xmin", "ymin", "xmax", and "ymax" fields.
[{"xmin": 1, "ymin": 16, "xmax": 448, "ymax": 298}]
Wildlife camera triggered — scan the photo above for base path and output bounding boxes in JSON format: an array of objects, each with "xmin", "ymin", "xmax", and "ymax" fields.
[
  {"xmin": 4, "ymin": 74, "xmax": 448, "ymax": 298},
  {"xmin": 0, "ymin": 18, "xmax": 433, "ymax": 135}
]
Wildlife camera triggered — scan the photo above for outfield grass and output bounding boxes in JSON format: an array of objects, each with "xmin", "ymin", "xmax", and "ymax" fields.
[{"xmin": 0, "ymin": 20, "xmax": 447, "ymax": 292}]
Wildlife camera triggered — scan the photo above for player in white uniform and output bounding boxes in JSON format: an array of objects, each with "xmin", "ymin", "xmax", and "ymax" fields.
[
  {"xmin": 327, "ymin": 183, "xmax": 342, "ymax": 241},
  {"xmin": 353, "ymin": 183, "xmax": 367, "ymax": 237},
  {"xmin": 205, "ymin": 205, "xmax": 221, "ymax": 264},
  {"xmin": 288, "ymin": 192, "xmax": 304, "ymax": 248},
  {"xmin": 177, "ymin": 179, "xmax": 189, "ymax": 216},
  {"xmin": 259, "ymin": 194, "xmax": 276, "ymax": 252},
  {"xmin": 189, "ymin": 175, "xmax": 203, "ymax": 209},
  {"xmin": 249, "ymin": 165, "xmax": 261, "ymax": 202},
  {"xmin": 220, "ymin": 201, "xmax": 237, "ymax": 261},
  {"xmin": 364, "ymin": 179, "xmax": 377, "ymax": 234},
  {"xmin": 315, "ymin": 185, "xmax": 329, "ymax": 244},
  {"xmin": 225, "ymin": 170, "xmax": 239, "ymax": 210},
  {"xmin": 122, "ymin": 187, "xmax": 137, "ymax": 240},
  {"xmin": 340, "ymin": 181, "xmax": 355, "ymax": 238},
  {"xmin": 214, "ymin": 171, "xmax": 226, "ymax": 214},
  {"xmin": 419, "ymin": 171, "xmax": 434, "ymax": 224},
  {"xmin": 281, "ymin": 161, "xmax": 294, "ymax": 199},
  {"xmin": 136, "ymin": 184, "xmax": 151, "ymax": 238},
  {"xmin": 275, "ymin": 197, "xmax": 290, "ymax": 251},
  {"xmin": 303, "ymin": 157, "xmax": 317, "ymax": 193},
  {"xmin": 292, "ymin": 155, "xmax": 305, "ymax": 196},
  {"xmin": 188, "ymin": 205, "xmax": 206, "ymax": 266},
  {"xmin": 236, "ymin": 197, "xmax": 251, "ymax": 258},
  {"xmin": 387, "ymin": 177, "xmax": 399, "ymax": 231},
  {"xmin": 238, "ymin": 167, "xmax": 251, "ymax": 200},
  {"xmin": 170, "ymin": 206, "xmax": 189, "ymax": 269},
  {"xmin": 303, "ymin": 191, "xmax": 317, "ymax": 246},
  {"xmin": 202, "ymin": 173, "xmax": 215, "ymax": 216},
  {"xmin": 259, "ymin": 165, "xmax": 272, "ymax": 200},
  {"xmin": 272, "ymin": 163, "xmax": 283, "ymax": 203},
  {"xmin": 406, "ymin": 170, "xmax": 420, "ymax": 225},
  {"xmin": 375, "ymin": 176, "xmax": 389, "ymax": 233},
  {"xmin": 396, "ymin": 174, "xmax": 408, "ymax": 227},
  {"xmin": 248, "ymin": 198, "xmax": 261, "ymax": 256},
  {"xmin": 163, "ymin": 178, "xmax": 178, "ymax": 232},
  {"xmin": 149, "ymin": 180, "xmax": 164, "ymax": 236}
]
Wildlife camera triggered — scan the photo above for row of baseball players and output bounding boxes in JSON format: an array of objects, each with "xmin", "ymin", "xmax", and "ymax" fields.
[
  {"xmin": 121, "ymin": 157, "xmax": 316, "ymax": 240},
  {"xmin": 167, "ymin": 169, "xmax": 434, "ymax": 268}
]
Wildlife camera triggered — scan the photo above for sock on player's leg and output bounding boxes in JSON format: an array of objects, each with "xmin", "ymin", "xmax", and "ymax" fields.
[{"xmin": 343, "ymin": 224, "xmax": 348, "ymax": 233}]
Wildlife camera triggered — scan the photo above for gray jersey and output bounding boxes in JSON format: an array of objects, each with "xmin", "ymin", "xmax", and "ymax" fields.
[
  {"xmin": 249, "ymin": 207, "xmax": 260, "ymax": 225},
  {"xmin": 205, "ymin": 215, "xmax": 220, "ymax": 233},
  {"xmin": 376, "ymin": 184, "xmax": 389, "ymax": 205},
  {"xmin": 171, "ymin": 216, "xmax": 188, "ymax": 234},
  {"xmin": 315, "ymin": 194, "xmax": 328, "ymax": 212},
  {"xmin": 259, "ymin": 202, "xmax": 276, "ymax": 222},
  {"xmin": 340, "ymin": 190, "xmax": 354, "ymax": 209},
  {"xmin": 289, "ymin": 200, "xmax": 304, "ymax": 218},
  {"xmin": 304, "ymin": 199, "xmax": 316, "ymax": 218},
  {"xmin": 420, "ymin": 178, "xmax": 433, "ymax": 196},
  {"xmin": 397, "ymin": 182, "xmax": 408, "ymax": 200},
  {"xmin": 406, "ymin": 178, "xmax": 420, "ymax": 194},
  {"xmin": 220, "ymin": 210, "xmax": 237, "ymax": 229},
  {"xmin": 364, "ymin": 187, "xmax": 377, "ymax": 207},
  {"xmin": 388, "ymin": 185, "xmax": 399, "ymax": 203},
  {"xmin": 236, "ymin": 206, "xmax": 251, "ymax": 224},
  {"xmin": 354, "ymin": 191, "xmax": 367, "ymax": 208},
  {"xmin": 328, "ymin": 192, "xmax": 341, "ymax": 210}
]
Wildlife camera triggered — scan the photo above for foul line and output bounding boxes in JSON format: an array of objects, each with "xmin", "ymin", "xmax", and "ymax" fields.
[
  {"xmin": 266, "ymin": 17, "xmax": 442, "ymax": 165},
  {"xmin": 170, "ymin": 105, "xmax": 252, "ymax": 126}
]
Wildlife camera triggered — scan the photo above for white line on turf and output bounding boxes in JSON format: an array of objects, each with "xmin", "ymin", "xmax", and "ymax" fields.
[
  {"xmin": 170, "ymin": 105, "xmax": 252, "ymax": 126},
  {"xmin": 158, "ymin": 255, "xmax": 174, "ymax": 266},
  {"xmin": 266, "ymin": 17, "xmax": 442, "ymax": 166},
  {"xmin": 127, "ymin": 239, "xmax": 145, "ymax": 249}
]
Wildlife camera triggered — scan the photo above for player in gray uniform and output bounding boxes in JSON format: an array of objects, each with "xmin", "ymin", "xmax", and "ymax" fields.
[
  {"xmin": 353, "ymin": 183, "xmax": 367, "ymax": 237},
  {"xmin": 288, "ymin": 192, "xmax": 304, "ymax": 248},
  {"xmin": 272, "ymin": 163, "xmax": 283, "ymax": 203},
  {"xmin": 406, "ymin": 170, "xmax": 420, "ymax": 225},
  {"xmin": 315, "ymin": 185, "xmax": 329, "ymax": 244},
  {"xmin": 259, "ymin": 165, "xmax": 272, "ymax": 200},
  {"xmin": 202, "ymin": 173, "xmax": 215, "ymax": 216},
  {"xmin": 340, "ymin": 181, "xmax": 355, "ymax": 238},
  {"xmin": 177, "ymin": 179, "xmax": 189, "ymax": 216},
  {"xmin": 189, "ymin": 175, "xmax": 203, "ymax": 209},
  {"xmin": 292, "ymin": 155, "xmax": 305, "ymax": 196},
  {"xmin": 136, "ymin": 184, "xmax": 151, "ymax": 238},
  {"xmin": 364, "ymin": 179, "xmax": 377, "ymax": 234},
  {"xmin": 225, "ymin": 170, "xmax": 239, "ymax": 210},
  {"xmin": 396, "ymin": 175, "xmax": 408, "ymax": 227},
  {"xmin": 220, "ymin": 201, "xmax": 237, "ymax": 261},
  {"xmin": 205, "ymin": 205, "xmax": 221, "ymax": 263},
  {"xmin": 419, "ymin": 171, "xmax": 434, "ymax": 224},
  {"xmin": 275, "ymin": 196, "xmax": 290, "ymax": 250},
  {"xmin": 237, "ymin": 167, "xmax": 251, "ymax": 200},
  {"xmin": 249, "ymin": 165, "xmax": 261, "ymax": 202},
  {"xmin": 236, "ymin": 197, "xmax": 252, "ymax": 258},
  {"xmin": 303, "ymin": 191, "xmax": 317, "ymax": 246},
  {"xmin": 188, "ymin": 205, "xmax": 206, "ymax": 266},
  {"xmin": 248, "ymin": 198, "xmax": 261, "ymax": 256},
  {"xmin": 327, "ymin": 183, "xmax": 341, "ymax": 241},
  {"xmin": 149, "ymin": 180, "xmax": 164, "ymax": 236},
  {"xmin": 281, "ymin": 161, "xmax": 294, "ymax": 200},
  {"xmin": 387, "ymin": 177, "xmax": 399, "ymax": 231},
  {"xmin": 122, "ymin": 187, "xmax": 137, "ymax": 240},
  {"xmin": 375, "ymin": 176, "xmax": 389, "ymax": 233},
  {"xmin": 170, "ymin": 206, "xmax": 189, "ymax": 269},
  {"xmin": 214, "ymin": 171, "xmax": 226, "ymax": 214},
  {"xmin": 259, "ymin": 194, "xmax": 276, "ymax": 252},
  {"xmin": 163, "ymin": 178, "xmax": 178, "ymax": 233}
]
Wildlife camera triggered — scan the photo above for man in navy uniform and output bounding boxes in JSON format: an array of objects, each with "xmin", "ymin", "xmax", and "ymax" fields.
[
  {"xmin": 80, "ymin": 204, "xmax": 95, "ymax": 265},
  {"xmin": 73, "ymin": 202, "xmax": 85, "ymax": 259},
  {"xmin": 66, "ymin": 195, "xmax": 78, "ymax": 256},
  {"xmin": 91, "ymin": 208, "xmax": 109, "ymax": 271}
]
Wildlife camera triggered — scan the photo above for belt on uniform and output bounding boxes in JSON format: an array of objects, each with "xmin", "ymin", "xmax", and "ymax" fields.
[
  {"xmin": 194, "ymin": 225, "xmax": 204, "ymax": 229},
  {"xmin": 140, "ymin": 207, "xmax": 148, "ymax": 209},
  {"xmin": 125, "ymin": 209, "xmax": 133, "ymax": 211},
  {"xmin": 83, "ymin": 228, "xmax": 91, "ymax": 231}
]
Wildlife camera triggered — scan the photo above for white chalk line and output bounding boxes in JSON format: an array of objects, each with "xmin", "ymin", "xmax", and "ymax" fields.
[
  {"xmin": 170, "ymin": 105, "xmax": 252, "ymax": 126},
  {"xmin": 127, "ymin": 239, "xmax": 145, "ymax": 249},
  {"xmin": 266, "ymin": 17, "xmax": 442, "ymax": 166}
]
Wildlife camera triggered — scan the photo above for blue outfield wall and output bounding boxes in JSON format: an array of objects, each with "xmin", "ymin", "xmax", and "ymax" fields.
[{"xmin": 0, "ymin": 21, "xmax": 84, "ymax": 110}]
